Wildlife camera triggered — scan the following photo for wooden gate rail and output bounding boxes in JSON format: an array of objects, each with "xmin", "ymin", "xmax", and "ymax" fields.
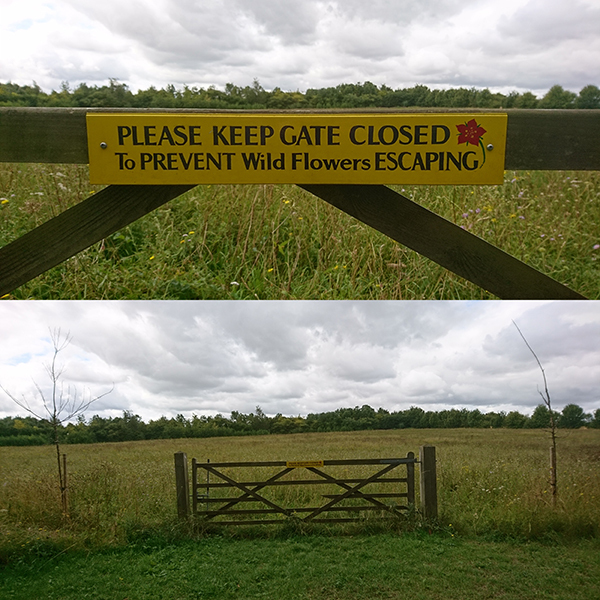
[
  {"xmin": 2, "ymin": 108, "xmax": 599, "ymax": 299},
  {"xmin": 183, "ymin": 454, "xmax": 420, "ymax": 526}
]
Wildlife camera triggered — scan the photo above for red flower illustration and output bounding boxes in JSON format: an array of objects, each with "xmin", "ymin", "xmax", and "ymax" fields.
[{"xmin": 456, "ymin": 119, "xmax": 487, "ymax": 147}]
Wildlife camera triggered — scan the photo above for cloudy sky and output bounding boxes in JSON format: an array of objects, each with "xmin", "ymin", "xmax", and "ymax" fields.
[
  {"xmin": 2, "ymin": 0, "xmax": 599, "ymax": 97},
  {"xmin": 0, "ymin": 300, "xmax": 598, "ymax": 422}
]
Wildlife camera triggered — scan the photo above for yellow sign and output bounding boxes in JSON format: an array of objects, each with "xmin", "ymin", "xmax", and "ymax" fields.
[
  {"xmin": 286, "ymin": 460, "xmax": 324, "ymax": 468},
  {"xmin": 87, "ymin": 113, "xmax": 507, "ymax": 185}
]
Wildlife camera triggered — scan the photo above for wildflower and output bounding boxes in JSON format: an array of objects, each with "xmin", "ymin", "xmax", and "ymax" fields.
[
  {"xmin": 267, "ymin": 268, "xmax": 274, "ymax": 273},
  {"xmin": 1, "ymin": 198, "xmax": 8, "ymax": 205},
  {"xmin": 149, "ymin": 256, "xmax": 155, "ymax": 260},
  {"xmin": 593, "ymin": 244, "xmax": 599, "ymax": 250},
  {"xmin": 231, "ymin": 281, "xmax": 239, "ymax": 286}
]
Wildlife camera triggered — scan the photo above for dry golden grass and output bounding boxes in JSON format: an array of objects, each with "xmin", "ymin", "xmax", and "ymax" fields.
[{"xmin": 1, "ymin": 428, "xmax": 598, "ymax": 552}]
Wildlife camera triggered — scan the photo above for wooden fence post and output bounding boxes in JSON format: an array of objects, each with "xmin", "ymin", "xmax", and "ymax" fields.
[
  {"xmin": 174, "ymin": 452, "xmax": 190, "ymax": 519},
  {"xmin": 419, "ymin": 445, "xmax": 438, "ymax": 520}
]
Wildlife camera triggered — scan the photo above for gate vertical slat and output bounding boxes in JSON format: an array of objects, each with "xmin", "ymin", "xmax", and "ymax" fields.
[
  {"xmin": 406, "ymin": 451, "xmax": 415, "ymax": 508},
  {"xmin": 191, "ymin": 457, "xmax": 198, "ymax": 515}
]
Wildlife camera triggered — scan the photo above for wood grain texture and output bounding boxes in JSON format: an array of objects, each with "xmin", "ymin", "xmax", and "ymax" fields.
[
  {"xmin": 504, "ymin": 109, "xmax": 600, "ymax": 170},
  {"xmin": 300, "ymin": 184, "xmax": 585, "ymax": 299},
  {"xmin": 0, "ymin": 184, "xmax": 194, "ymax": 295},
  {"xmin": 1, "ymin": 107, "xmax": 599, "ymax": 169},
  {"xmin": 0, "ymin": 107, "xmax": 89, "ymax": 164}
]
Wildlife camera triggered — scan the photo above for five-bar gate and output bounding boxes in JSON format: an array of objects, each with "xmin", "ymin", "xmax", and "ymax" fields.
[{"xmin": 174, "ymin": 447, "xmax": 438, "ymax": 525}]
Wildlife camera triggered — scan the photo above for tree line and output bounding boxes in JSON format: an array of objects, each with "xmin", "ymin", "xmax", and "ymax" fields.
[
  {"xmin": 1, "ymin": 79, "xmax": 599, "ymax": 110},
  {"xmin": 1, "ymin": 403, "xmax": 598, "ymax": 446}
]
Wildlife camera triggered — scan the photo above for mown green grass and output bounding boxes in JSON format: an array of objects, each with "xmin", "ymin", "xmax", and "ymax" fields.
[
  {"xmin": 1, "ymin": 164, "xmax": 599, "ymax": 299},
  {"xmin": 2, "ymin": 533, "xmax": 600, "ymax": 600}
]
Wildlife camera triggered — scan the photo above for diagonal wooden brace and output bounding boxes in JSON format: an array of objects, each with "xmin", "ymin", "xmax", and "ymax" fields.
[
  {"xmin": 303, "ymin": 463, "xmax": 398, "ymax": 521},
  {"xmin": 0, "ymin": 184, "xmax": 194, "ymax": 296},
  {"xmin": 307, "ymin": 466, "xmax": 404, "ymax": 516},
  {"xmin": 300, "ymin": 184, "xmax": 586, "ymax": 300},
  {"xmin": 201, "ymin": 465, "xmax": 293, "ymax": 519}
]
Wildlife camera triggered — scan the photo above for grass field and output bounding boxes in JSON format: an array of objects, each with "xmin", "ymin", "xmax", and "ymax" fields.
[
  {"xmin": 1, "ymin": 164, "xmax": 599, "ymax": 299},
  {"xmin": 1, "ymin": 428, "xmax": 599, "ymax": 598}
]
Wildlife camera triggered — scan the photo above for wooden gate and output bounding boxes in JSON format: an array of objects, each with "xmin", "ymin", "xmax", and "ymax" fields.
[
  {"xmin": 1, "ymin": 107, "xmax": 598, "ymax": 299},
  {"xmin": 175, "ymin": 447, "xmax": 438, "ymax": 525},
  {"xmin": 193, "ymin": 456, "xmax": 415, "ymax": 525}
]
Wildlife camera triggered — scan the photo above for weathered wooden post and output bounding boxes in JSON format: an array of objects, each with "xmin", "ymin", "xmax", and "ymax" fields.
[
  {"xmin": 419, "ymin": 445, "xmax": 437, "ymax": 520},
  {"xmin": 406, "ymin": 451, "xmax": 415, "ymax": 508},
  {"xmin": 174, "ymin": 452, "xmax": 190, "ymax": 519}
]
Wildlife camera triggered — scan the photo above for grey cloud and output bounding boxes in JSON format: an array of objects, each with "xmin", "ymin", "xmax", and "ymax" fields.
[
  {"xmin": 330, "ymin": 0, "xmax": 465, "ymax": 23},
  {"xmin": 1, "ymin": 301, "xmax": 599, "ymax": 421},
  {"xmin": 235, "ymin": 0, "xmax": 321, "ymax": 44},
  {"xmin": 497, "ymin": 0, "xmax": 600, "ymax": 46},
  {"xmin": 484, "ymin": 303, "xmax": 600, "ymax": 364},
  {"xmin": 321, "ymin": 344, "xmax": 397, "ymax": 383}
]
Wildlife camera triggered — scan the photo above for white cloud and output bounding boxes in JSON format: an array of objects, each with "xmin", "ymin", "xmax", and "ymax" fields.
[
  {"xmin": 0, "ymin": 300, "xmax": 598, "ymax": 422},
  {"xmin": 1, "ymin": 0, "xmax": 597, "ymax": 95}
]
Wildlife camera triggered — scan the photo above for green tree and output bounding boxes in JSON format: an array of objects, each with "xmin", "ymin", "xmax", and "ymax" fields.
[
  {"xmin": 512, "ymin": 91, "xmax": 539, "ymax": 108},
  {"xmin": 539, "ymin": 85, "xmax": 576, "ymax": 108},
  {"xmin": 558, "ymin": 404, "xmax": 590, "ymax": 429},
  {"xmin": 504, "ymin": 411, "xmax": 528, "ymax": 428},
  {"xmin": 576, "ymin": 85, "xmax": 600, "ymax": 109},
  {"xmin": 529, "ymin": 404, "xmax": 550, "ymax": 429},
  {"xmin": 529, "ymin": 403, "xmax": 552, "ymax": 428}
]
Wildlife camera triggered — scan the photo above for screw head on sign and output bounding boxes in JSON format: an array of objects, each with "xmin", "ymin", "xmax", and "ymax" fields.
[
  {"xmin": 100, "ymin": 142, "xmax": 108, "ymax": 149},
  {"xmin": 486, "ymin": 144, "xmax": 494, "ymax": 151}
]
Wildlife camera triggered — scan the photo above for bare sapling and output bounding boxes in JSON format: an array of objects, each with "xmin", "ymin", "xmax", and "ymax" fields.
[
  {"xmin": 512, "ymin": 320, "xmax": 558, "ymax": 506},
  {"xmin": 0, "ymin": 328, "xmax": 113, "ymax": 517}
]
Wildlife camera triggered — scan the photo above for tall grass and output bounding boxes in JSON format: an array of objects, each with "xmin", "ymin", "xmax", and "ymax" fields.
[
  {"xmin": 1, "ymin": 164, "xmax": 599, "ymax": 299},
  {"xmin": 1, "ymin": 429, "xmax": 598, "ymax": 563}
]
